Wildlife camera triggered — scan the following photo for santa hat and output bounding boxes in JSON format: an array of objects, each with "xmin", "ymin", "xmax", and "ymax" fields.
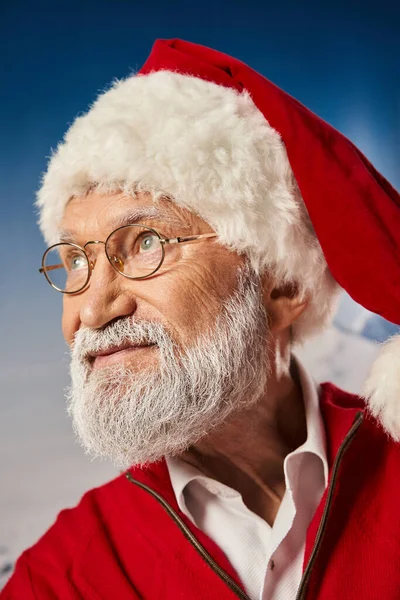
[{"xmin": 36, "ymin": 39, "xmax": 400, "ymax": 439}]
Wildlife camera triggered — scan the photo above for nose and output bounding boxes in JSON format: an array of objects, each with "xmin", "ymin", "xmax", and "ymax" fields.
[{"xmin": 79, "ymin": 252, "xmax": 138, "ymax": 330}]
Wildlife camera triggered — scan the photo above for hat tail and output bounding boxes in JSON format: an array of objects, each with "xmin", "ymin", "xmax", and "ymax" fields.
[{"xmin": 364, "ymin": 335, "xmax": 400, "ymax": 441}]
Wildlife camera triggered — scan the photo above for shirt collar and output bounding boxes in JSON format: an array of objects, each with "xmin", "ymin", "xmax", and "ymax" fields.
[
  {"xmin": 166, "ymin": 356, "xmax": 328, "ymax": 511},
  {"xmin": 288, "ymin": 355, "xmax": 329, "ymax": 486},
  {"xmin": 167, "ymin": 454, "xmax": 240, "ymax": 514}
]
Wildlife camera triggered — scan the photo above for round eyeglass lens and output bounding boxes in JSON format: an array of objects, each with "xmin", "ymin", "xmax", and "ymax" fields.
[
  {"xmin": 106, "ymin": 225, "xmax": 165, "ymax": 279},
  {"xmin": 43, "ymin": 243, "xmax": 90, "ymax": 293}
]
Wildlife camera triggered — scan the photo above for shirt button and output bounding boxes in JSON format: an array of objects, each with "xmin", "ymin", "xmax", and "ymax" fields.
[{"xmin": 269, "ymin": 559, "xmax": 275, "ymax": 571}]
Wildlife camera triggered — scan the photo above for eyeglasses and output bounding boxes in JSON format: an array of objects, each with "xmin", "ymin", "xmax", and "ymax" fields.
[{"xmin": 39, "ymin": 224, "xmax": 218, "ymax": 294}]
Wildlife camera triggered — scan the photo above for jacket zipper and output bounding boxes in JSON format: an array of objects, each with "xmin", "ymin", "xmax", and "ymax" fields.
[
  {"xmin": 125, "ymin": 471, "xmax": 251, "ymax": 600},
  {"xmin": 126, "ymin": 411, "xmax": 363, "ymax": 600},
  {"xmin": 295, "ymin": 411, "xmax": 364, "ymax": 600}
]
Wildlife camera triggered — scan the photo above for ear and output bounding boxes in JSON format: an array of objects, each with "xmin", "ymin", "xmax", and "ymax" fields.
[{"xmin": 262, "ymin": 278, "xmax": 308, "ymax": 333}]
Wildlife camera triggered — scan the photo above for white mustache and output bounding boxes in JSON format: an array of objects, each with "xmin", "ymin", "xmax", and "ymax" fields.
[{"xmin": 72, "ymin": 318, "xmax": 175, "ymax": 363}]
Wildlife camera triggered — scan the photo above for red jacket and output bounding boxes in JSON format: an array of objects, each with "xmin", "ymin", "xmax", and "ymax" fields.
[{"xmin": 2, "ymin": 383, "xmax": 400, "ymax": 600}]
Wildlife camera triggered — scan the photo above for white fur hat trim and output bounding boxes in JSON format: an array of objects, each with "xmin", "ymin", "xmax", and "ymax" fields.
[{"xmin": 364, "ymin": 335, "xmax": 400, "ymax": 441}]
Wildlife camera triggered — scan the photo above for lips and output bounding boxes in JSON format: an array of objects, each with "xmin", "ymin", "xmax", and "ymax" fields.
[
  {"xmin": 89, "ymin": 343, "xmax": 152, "ymax": 358},
  {"xmin": 88, "ymin": 343, "xmax": 156, "ymax": 369}
]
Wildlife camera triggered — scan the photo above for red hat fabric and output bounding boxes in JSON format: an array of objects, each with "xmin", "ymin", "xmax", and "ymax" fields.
[{"xmin": 139, "ymin": 39, "xmax": 400, "ymax": 326}]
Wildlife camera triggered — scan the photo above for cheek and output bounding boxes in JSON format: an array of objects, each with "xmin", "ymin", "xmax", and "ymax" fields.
[
  {"xmin": 145, "ymin": 262, "xmax": 240, "ymax": 343},
  {"xmin": 61, "ymin": 298, "xmax": 80, "ymax": 345}
]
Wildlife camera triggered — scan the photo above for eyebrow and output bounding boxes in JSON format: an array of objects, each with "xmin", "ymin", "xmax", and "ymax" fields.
[{"xmin": 58, "ymin": 206, "xmax": 190, "ymax": 243}]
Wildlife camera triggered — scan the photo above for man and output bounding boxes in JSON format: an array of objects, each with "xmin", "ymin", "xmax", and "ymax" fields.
[{"xmin": 3, "ymin": 39, "xmax": 400, "ymax": 600}]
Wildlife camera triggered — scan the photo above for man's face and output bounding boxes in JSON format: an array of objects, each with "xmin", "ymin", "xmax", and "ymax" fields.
[
  {"xmin": 61, "ymin": 191, "xmax": 245, "ymax": 358},
  {"xmin": 61, "ymin": 191, "xmax": 271, "ymax": 467}
]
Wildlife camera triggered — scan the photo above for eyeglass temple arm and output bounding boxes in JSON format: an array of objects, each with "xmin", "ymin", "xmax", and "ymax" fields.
[
  {"xmin": 39, "ymin": 264, "xmax": 64, "ymax": 274},
  {"xmin": 163, "ymin": 233, "xmax": 218, "ymax": 245}
]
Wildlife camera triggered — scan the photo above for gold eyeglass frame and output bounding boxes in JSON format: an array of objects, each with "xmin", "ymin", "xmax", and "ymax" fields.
[{"xmin": 39, "ymin": 223, "xmax": 218, "ymax": 294}]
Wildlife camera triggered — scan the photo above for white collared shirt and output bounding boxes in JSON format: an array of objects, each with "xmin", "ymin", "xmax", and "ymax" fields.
[{"xmin": 166, "ymin": 359, "xmax": 328, "ymax": 600}]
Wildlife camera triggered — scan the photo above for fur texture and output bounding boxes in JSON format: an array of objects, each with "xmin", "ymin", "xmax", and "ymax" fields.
[
  {"xmin": 364, "ymin": 335, "xmax": 400, "ymax": 442},
  {"xmin": 36, "ymin": 70, "xmax": 339, "ymax": 340}
]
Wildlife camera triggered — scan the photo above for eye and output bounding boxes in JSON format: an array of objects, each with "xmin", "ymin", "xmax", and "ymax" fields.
[
  {"xmin": 68, "ymin": 254, "xmax": 87, "ymax": 271},
  {"xmin": 138, "ymin": 233, "xmax": 161, "ymax": 253}
]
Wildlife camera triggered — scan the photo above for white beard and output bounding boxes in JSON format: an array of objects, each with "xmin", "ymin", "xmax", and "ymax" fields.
[{"xmin": 67, "ymin": 269, "xmax": 270, "ymax": 468}]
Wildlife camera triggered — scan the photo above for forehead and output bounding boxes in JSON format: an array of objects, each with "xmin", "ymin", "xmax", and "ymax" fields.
[{"xmin": 59, "ymin": 191, "xmax": 198, "ymax": 242}]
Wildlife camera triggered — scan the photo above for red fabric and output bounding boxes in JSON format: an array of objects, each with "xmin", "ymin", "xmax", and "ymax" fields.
[
  {"xmin": 139, "ymin": 39, "xmax": 400, "ymax": 326},
  {"xmin": 2, "ymin": 384, "xmax": 400, "ymax": 599}
]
